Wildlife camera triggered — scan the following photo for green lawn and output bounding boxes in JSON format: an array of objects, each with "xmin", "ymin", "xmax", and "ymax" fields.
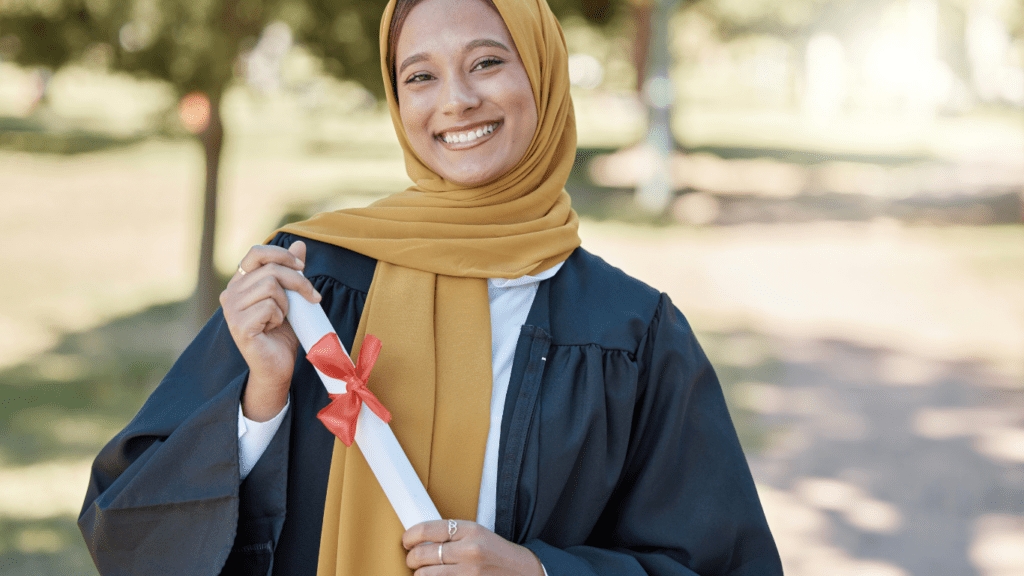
[{"xmin": 1, "ymin": 71, "xmax": 1022, "ymax": 574}]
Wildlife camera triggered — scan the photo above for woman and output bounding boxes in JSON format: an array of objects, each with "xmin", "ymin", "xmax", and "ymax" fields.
[{"xmin": 80, "ymin": 0, "xmax": 783, "ymax": 574}]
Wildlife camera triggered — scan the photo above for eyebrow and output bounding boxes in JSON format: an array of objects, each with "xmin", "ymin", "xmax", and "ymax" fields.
[{"xmin": 398, "ymin": 38, "xmax": 513, "ymax": 75}]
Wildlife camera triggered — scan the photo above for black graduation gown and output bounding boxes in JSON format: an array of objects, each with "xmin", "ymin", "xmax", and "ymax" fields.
[{"xmin": 79, "ymin": 233, "xmax": 783, "ymax": 576}]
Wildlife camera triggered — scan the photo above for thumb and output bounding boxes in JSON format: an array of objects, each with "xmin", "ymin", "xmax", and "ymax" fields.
[{"xmin": 288, "ymin": 240, "xmax": 307, "ymax": 266}]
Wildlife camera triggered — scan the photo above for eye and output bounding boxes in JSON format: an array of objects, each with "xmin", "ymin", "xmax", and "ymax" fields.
[
  {"xmin": 472, "ymin": 57, "xmax": 504, "ymax": 71},
  {"xmin": 404, "ymin": 72, "xmax": 434, "ymax": 84}
]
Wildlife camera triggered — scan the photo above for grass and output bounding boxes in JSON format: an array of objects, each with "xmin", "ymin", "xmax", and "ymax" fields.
[
  {"xmin": 0, "ymin": 115, "xmax": 147, "ymax": 155},
  {"xmin": 0, "ymin": 285, "xmax": 786, "ymax": 575},
  {"xmin": 0, "ymin": 70, "xmax": 1022, "ymax": 573},
  {"xmin": 0, "ymin": 299, "xmax": 199, "ymax": 575}
]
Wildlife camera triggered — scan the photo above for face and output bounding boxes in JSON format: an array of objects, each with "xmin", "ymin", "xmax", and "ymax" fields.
[{"xmin": 394, "ymin": 0, "xmax": 538, "ymax": 187}]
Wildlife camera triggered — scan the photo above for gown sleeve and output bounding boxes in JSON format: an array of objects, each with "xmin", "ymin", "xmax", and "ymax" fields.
[
  {"xmin": 77, "ymin": 306, "xmax": 291, "ymax": 576},
  {"xmin": 79, "ymin": 234, "xmax": 372, "ymax": 576},
  {"xmin": 523, "ymin": 294, "xmax": 783, "ymax": 575}
]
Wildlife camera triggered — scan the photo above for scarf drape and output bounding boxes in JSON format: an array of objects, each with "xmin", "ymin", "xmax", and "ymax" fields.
[{"xmin": 274, "ymin": 0, "xmax": 580, "ymax": 573}]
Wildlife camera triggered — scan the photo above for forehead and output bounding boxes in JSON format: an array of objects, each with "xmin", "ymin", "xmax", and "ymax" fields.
[{"xmin": 396, "ymin": 0, "xmax": 511, "ymax": 57}]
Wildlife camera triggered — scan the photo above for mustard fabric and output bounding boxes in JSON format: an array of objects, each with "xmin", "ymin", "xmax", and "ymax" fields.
[{"xmin": 274, "ymin": 0, "xmax": 580, "ymax": 573}]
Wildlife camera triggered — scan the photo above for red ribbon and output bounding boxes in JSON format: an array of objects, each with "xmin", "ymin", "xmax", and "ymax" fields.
[{"xmin": 307, "ymin": 333, "xmax": 391, "ymax": 447}]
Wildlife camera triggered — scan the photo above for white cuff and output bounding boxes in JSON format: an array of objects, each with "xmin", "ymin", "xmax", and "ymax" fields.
[{"xmin": 237, "ymin": 399, "xmax": 290, "ymax": 480}]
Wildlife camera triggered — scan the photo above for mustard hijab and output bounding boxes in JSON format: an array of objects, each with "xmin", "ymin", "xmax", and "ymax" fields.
[{"xmin": 275, "ymin": 0, "xmax": 579, "ymax": 573}]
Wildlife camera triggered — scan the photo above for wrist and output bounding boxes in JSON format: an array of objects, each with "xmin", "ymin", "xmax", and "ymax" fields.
[{"xmin": 242, "ymin": 376, "xmax": 289, "ymax": 422}]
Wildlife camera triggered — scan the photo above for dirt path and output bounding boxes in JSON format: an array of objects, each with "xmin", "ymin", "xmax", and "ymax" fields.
[
  {"xmin": 748, "ymin": 339, "xmax": 1023, "ymax": 575},
  {"xmin": 580, "ymin": 221, "xmax": 1024, "ymax": 576},
  {"xmin": 2, "ymin": 132, "xmax": 1022, "ymax": 574}
]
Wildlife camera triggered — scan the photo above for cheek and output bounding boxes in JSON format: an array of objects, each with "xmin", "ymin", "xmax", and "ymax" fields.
[
  {"xmin": 513, "ymin": 97, "xmax": 538, "ymax": 148},
  {"xmin": 399, "ymin": 103, "xmax": 433, "ymax": 156},
  {"xmin": 508, "ymin": 74, "xmax": 537, "ymax": 137},
  {"xmin": 398, "ymin": 90, "xmax": 430, "ymax": 125}
]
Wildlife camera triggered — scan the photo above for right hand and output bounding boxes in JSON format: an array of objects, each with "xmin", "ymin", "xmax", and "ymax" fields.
[{"xmin": 220, "ymin": 241, "xmax": 322, "ymax": 421}]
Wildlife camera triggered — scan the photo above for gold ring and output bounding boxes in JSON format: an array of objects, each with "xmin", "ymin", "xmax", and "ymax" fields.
[{"xmin": 438, "ymin": 542, "xmax": 445, "ymax": 565}]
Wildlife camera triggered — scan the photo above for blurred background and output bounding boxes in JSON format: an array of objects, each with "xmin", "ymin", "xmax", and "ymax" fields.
[{"xmin": 1, "ymin": 0, "xmax": 1022, "ymax": 574}]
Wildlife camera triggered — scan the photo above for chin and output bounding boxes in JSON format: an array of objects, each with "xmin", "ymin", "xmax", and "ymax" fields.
[{"xmin": 437, "ymin": 158, "xmax": 507, "ymax": 187}]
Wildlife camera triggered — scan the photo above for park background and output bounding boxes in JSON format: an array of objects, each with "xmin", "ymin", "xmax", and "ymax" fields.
[{"xmin": 1, "ymin": 0, "xmax": 1023, "ymax": 574}]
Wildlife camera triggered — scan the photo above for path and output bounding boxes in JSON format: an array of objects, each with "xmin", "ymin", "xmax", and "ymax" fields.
[{"xmin": 581, "ymin": 221, "xmax": 1024, "ymax": 576}]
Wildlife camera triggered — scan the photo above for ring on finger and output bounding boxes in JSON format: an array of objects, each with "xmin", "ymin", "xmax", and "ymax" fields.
[
  {"xmin": 447, "ymin": 519, "xmax": 458, "ymax": 541},
  {"xmin": 438, "ymin": 542, "xmax": 445, "ymax": 565},
  {"xmin": 237, "ymin": 264, "xmax": 247, "ymax": 276}
]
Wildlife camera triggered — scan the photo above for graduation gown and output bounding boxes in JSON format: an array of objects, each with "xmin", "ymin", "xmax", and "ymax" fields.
[{"xmin": 79, "ymin": 233, "xmax": 783, "ymax": 576}]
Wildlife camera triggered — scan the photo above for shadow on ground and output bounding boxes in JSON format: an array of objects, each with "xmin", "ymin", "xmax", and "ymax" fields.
[
  {"xmin": 703, "ymin": 329, "xmax": 1024, "ymax": 575},
  {"xmin": 1, "ymin": 294, "xmax": 1021, "ymax": 575},
  {"xmin": 0, "ymin": 299, "xmax": 195, "ymax": 576},
  {"xmin": 568, "ymin": 146, "xmax": 1023, "ymax": 226},
  {"xmin": 0, "ymin": 116, "xmax": 148, "ymax": 155}
]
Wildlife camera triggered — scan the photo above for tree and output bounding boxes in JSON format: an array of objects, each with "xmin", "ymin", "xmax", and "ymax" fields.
[
  {"xmin": 1, "ymin": 0, "xmax": 389, "ymax": 326},
  {"xmin": 1, "ymin": 0, "xmax": 621, "ymax": 326}
]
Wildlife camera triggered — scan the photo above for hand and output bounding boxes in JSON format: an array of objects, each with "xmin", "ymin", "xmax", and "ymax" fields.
[
  {"xmin": 403, "ymin": 519, "xmax": 544, "ymax": 576},
  {"xmin": 220, "ymin": 241, "xmax": 321, "ymax": 421}
]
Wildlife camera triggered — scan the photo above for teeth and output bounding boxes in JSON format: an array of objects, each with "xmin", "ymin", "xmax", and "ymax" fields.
[{"xmin": 441, "ymin": 122, "xmax": 498, "ymax": 144}]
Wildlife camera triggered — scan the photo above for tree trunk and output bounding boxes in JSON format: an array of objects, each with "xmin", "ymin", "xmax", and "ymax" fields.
[
  {"xmin": 635, "ymin": 0, "xmax": 678, "ymax": 213},
  {"xmin": 632, "ymin": 2, "xmax": 653, "ymax": 92},
  {"xmin": 193, "ymin": 91, "xmax": 225, "ymax": 329}
]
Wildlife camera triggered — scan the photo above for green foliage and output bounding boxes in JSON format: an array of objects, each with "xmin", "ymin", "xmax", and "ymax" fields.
[
  {"xmin": 0, "ymin": 0, "xmax": 625, "ymax": 99},
  {"xmin": 0, "ymin": 0, "xmax": 632, "ymax": 326},
  {"xmin": 0, "ymin": 1, "xmax": 103, "ymax": 70},
  {"xmin": 549, "ymin": 0, "xmax": 620, "ymax": 26},
  {"xmin": 277, "ymin": 0, "xmax": 391, "ymax": 97}
]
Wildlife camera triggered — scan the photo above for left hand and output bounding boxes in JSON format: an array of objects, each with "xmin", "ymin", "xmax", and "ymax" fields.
[{"xmin": 403, "ymin": 519, "xmax": 544, "ymax": 576}]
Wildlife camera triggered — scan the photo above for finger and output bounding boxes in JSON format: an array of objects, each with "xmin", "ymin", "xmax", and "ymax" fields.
[
  {"xmin": 237, "ymin": 263, "xmax": 320, "ymax": 306},
  {"xmin": 406, "ymin": 542, "xmax": 449, "ymax": 571},
  {"xmin": 412, "ymin": 567, "xmax": 446, "ymax": 576},
  {"xmin": 403, "ymin": 520, "xmax": 454, "ymax": 550},
  {"xmin": 238, "ymin": 244, "xmax": 305, "ymax": 277},
  {"xmin": 435, "ymin": 538, "xmax": 487, "ymax": 566},
  {"xmin": 227, "ymin": 272, "xmax": 293, "ymax": 319},
  {"xmin": 287, "ymin": 240, "xmax": 307, "ymax": 265},
  {"xmin": 268, "ymin": 263, "xmax": 321, "ymax": 304},
  {"xmin": 237, "ymin": 299, "xmax": 288, "ymax": 339},
  {"xmin": 234, "ymin": 244, "xmax": 320, "ymax": 303}
]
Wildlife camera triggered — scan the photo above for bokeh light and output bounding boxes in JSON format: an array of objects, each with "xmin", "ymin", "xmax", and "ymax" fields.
[
  {"xmin": 0, "ymin": 2, "xmax": 1022, "ymax": 575},
  {"xmin": 177, "ymin": 92, "xmax": 211, "ymax": 134}
]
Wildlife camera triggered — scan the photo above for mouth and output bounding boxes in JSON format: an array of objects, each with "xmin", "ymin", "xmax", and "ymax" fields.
[{"xmin": 435, "ymin": 121, "xmax": 501, "ymax": 148}]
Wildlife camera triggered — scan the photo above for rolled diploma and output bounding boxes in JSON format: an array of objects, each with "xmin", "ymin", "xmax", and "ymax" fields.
[{"xmin": 286, "ymin": 289, "xmax": 441, "ymax": 529}]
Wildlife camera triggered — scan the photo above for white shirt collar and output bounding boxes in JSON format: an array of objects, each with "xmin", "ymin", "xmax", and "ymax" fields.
[{"xmin": 488, "ymin": 261, "xmax": 564, "ymax": 289}]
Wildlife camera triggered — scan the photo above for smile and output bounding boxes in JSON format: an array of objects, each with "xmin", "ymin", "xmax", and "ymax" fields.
[{"xmin": 436, "ymin": 121, "xmax": 501, "ymax": 147}]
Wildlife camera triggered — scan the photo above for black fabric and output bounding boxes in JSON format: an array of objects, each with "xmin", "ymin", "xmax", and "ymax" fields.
[{"xmin": 80, "ymin": 234, "xmax": 782, "ymax": 576}]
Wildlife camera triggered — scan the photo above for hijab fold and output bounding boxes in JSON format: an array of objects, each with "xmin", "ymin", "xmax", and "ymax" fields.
[{"xmin": 274, "ymin": 0, "xmax": 580, "ymax": 573}]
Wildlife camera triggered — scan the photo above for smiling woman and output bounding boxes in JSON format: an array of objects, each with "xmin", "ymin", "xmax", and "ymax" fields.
[
  {"xmin": 394, "ymin": 0, "xmax": 538, "ymax": 186},
  {"xmin": 79, "ymin": 0, "xmax": 783, "ymax": 575}
]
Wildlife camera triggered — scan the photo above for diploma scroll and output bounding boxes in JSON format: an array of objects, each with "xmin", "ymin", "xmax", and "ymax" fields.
[{"xmin": 286, "ymin": 289, "xmax": 441, "ymax": 529}]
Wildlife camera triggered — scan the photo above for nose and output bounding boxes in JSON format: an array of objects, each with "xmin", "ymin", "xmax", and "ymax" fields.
[{"xmin": 440, "ymin": 74, "xmax": 481, "ymax": 116}]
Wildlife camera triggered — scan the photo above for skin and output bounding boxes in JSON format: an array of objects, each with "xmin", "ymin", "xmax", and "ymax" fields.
[
  {"xmin": 395, "ymin": 1, "xmax": 542, "ymax": 572},
  {"xmin": 403, "ymin": 519, "xmax": 544, "ymax": 576},
  {"xmin": 222, "ymin": 0, "xmax": 543, "ymax": 572},
  {"xmin": 395, "ymin": 0, "xmax": 538, "ymax": 186},
  {"xmin": 221, "ymin": 241, "xmax": 319, "ymax": 422}
]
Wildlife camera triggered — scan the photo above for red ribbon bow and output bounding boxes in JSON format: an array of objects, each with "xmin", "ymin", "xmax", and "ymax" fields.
[{"xmin": 307, "ymin": 333, "xmax": 391, "ymax": 447}]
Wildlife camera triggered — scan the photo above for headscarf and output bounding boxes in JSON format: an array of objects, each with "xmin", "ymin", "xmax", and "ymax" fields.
[{"xmin": 274, "ymin": 0, "xmax": 580, "ymax": 573}]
